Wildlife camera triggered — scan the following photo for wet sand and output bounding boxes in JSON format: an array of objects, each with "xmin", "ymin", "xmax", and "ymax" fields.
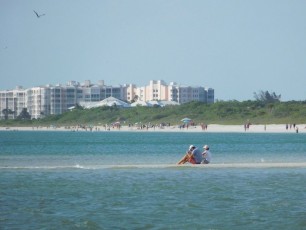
[{"xmin": 1, "ymin": 124, "xmax": 304, "ymax": 133}]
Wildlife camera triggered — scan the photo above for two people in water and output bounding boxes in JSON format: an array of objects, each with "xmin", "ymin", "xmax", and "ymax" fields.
[{"xmin": 177, "ymin": 145, "xmax": 212, "ymax": 165}]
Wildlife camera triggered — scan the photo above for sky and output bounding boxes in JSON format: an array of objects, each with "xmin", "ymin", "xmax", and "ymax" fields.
[{"xmin": 0, "ymin": 0, "xmax": 306, "ymax": 101}]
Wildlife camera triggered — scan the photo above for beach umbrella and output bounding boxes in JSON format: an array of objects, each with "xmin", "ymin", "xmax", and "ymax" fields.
[{"xmin": 181, "ymin": 117, "xmax": 192, "ymax": 123}]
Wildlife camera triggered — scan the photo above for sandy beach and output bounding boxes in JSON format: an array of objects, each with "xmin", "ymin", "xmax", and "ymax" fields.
[{"xmin": 1, "ymin": 124, "xmax": 305, "ymax": 133}]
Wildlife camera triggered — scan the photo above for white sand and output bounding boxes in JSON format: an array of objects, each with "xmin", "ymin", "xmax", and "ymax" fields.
[{"xmin": 1, "ymin": 124, "xmax": 305, "ymax": 133}]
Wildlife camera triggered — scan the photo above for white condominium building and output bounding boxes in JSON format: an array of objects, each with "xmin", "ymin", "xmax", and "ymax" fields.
[
  {"xmin": 0, "ymin": 80, "xmax": 214, "ymax": 119},
  {"xmin": 0, "ymin": 86, "xmax": 26, "ymax": 119}
]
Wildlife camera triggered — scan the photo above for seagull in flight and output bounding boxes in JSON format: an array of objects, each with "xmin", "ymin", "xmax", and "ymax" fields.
[{"xmin": 33, "ymin": 10, "xmax": 45, "ymax": 18}]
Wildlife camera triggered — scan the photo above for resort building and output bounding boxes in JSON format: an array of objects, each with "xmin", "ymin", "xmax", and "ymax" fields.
[
  {"xmin": 131, "ymin": 80, "xmax": 214, "ymax": 104},
  {"xmin": 0, "ymin": 80, "xmax": 214, "ymax": 119},
  {"xmin": 0, "ymin": 86, "xmax": 26, "ymax": 119},
  {"xmin": 136, "ymin": 80, "xmax": 169, "ymax": 102}
]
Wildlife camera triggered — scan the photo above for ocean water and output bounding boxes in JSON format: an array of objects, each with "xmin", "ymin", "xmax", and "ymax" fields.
[{"xmin": 1, "ymin": 131, "xmax": 306, "ymax": 229}]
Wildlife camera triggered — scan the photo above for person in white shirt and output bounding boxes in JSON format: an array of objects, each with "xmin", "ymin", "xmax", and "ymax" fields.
[{"xmin": 202, "ymin": 145, "xmax": 212, "ymax": 164}]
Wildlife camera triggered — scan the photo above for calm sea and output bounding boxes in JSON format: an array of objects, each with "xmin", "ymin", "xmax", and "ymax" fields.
[{"xmin": 1, "ymin": 131, "xmax": 306, "ymax": 229}]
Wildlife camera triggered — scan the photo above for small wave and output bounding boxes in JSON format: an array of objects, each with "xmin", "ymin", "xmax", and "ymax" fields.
[
  {"xmin": 1, "ymin": 162, "xmax": 306, "ymax": 170},
  {"xmin": 108, "ymin": 162, "xmax": 306, "ymax": 169},
  {"xmin": 0, "ymin": 164, "xmax": 91, "ymax": 170},
  {"xmin": 74, "ymin": 164, "xmax": 85, "ymax": 169},
  {"xmin": 0, "ymin": 166, "xmax": 69, "ymax": 170}
]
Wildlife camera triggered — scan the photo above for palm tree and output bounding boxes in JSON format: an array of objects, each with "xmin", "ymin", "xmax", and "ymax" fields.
[
  {"xmin": 253, "ymin": 90, "xmax": 281, "ymax": 103},
  {"xmin": 2, "ymin": 108, "xmax": 14, "ymax": 120},
  {"xmin": 131, "ymin": 95, "xmax": 139, "ymax": 103},
  {"xmin": 17, "ymin": 108, "xmax": 31, "ymax": 120}
]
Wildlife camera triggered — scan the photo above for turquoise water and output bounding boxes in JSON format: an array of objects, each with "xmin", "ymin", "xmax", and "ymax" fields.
[{"xmin": 1, "ymin": 131, "xmax": 306, "ymax": 229}]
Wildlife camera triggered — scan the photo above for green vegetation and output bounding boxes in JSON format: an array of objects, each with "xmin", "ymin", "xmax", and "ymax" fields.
[{"xmin": 1, "ymin": 100, "xmax": 306, "ymax": 127}]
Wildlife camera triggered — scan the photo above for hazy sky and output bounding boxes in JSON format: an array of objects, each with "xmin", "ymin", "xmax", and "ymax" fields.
[{"xmin": 1, "ymin": 0, "xmax": 306, "ymax": 101}]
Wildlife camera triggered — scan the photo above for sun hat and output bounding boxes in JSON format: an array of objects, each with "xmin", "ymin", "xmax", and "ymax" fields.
[
  {"xmin": 203, "ymin": 145, "xmax": 209, "ymax": 149},
  {"xmin": 189, "ymin": 145, "xmax": 195, "ymax": 150}
]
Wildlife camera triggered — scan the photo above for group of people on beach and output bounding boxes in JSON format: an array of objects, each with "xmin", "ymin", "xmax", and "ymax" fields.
[{"xmin": 177, "ymin": 145, "xmax": 212, "ymax": 165}]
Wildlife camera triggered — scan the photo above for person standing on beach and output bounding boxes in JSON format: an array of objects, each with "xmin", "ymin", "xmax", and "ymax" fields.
[
  {"xmin": 177, "ymin": 145, "xmax": 202, "ymax": 164},
  {"xmin": 202, "ymin": 145, "xmax": 212, "ymax": 164}
]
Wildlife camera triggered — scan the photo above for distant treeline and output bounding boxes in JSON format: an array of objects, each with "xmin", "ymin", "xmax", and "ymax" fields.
[{"xmin": 1, "ymin": 100, "xmax": 306, "ymax": 127}]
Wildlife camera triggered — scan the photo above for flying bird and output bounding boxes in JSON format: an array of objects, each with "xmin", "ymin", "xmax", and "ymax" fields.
[{"xmin": 33, "ymin": 10, "xmax": 45, "ymax": 18}]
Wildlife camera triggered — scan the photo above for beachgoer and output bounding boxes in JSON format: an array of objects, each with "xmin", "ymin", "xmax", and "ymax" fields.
[
  {"xmin": 202, "ymin": 145, "xmax": 212, "ymax": 164},
  {"xmin": 177, "ymin": 145, "xmax": 203, "ymax": 165}
]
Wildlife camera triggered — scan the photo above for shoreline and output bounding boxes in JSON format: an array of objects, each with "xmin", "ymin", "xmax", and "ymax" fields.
[{"xmin": 1, "ymin": 124, "xmax": 305, "ymax": 133}]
